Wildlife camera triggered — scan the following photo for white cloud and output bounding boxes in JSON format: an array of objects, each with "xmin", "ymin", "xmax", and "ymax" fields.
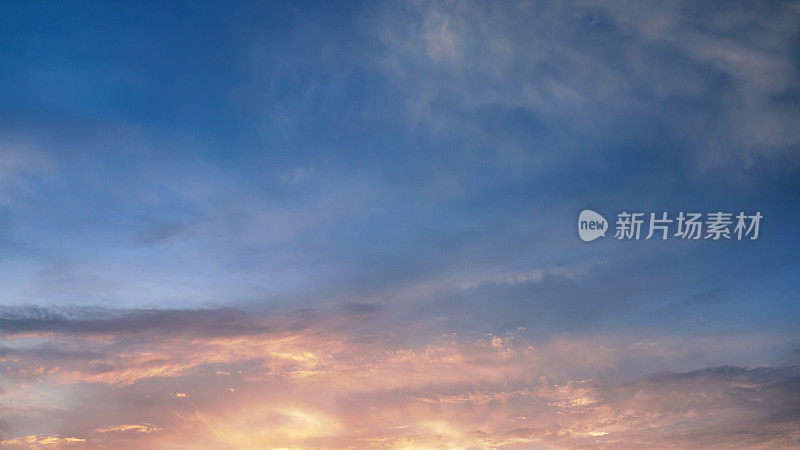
[{"xmin": 373, "ymin": 0, "xmax": 800, "ymax": 169}]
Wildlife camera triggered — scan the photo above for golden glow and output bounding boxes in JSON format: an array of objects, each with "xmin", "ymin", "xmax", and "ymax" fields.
[
  {"xmin": 93, "ymin": 424, "xmax": 164, "ymax": 433},
  {"xmin": 0, "ymin": 435, "xmax": 86, "ymax": 448},
  {"xmin": 0, "ymin": 326, "xmax": 793, "ymax": 448}
]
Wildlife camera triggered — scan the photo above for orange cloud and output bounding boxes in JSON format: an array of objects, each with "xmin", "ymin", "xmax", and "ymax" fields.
[
  {"xmin": 0, "ymin": 434, "xmax": 85, "ymax": 449},
  {"xmin": 0, "ymin": 309, "xmax": 797, "ymax": 448},
  {"xmin": 93, "ymin": 424, "xmax": 164, "ymax": 434}
]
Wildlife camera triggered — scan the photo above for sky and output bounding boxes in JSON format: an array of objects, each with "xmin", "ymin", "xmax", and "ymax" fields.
[{"xmin": 0, "ymin": 0, "xmax": 799, "ymax": 448}]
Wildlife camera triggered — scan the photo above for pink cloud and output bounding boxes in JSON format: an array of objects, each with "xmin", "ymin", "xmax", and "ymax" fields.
[{"xmin": 0, "ymin": 309, "xmax": 797, "ymax": 448}]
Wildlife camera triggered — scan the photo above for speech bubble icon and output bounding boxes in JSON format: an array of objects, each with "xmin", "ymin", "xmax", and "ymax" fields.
[{"xmin": 578, "ymin": 209, "xmax": 607, "ymax": 242}]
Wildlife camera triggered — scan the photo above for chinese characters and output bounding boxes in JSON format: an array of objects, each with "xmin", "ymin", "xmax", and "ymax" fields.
[{"xmin": 613, "ymin": 211, "xmax": 762, "ymax": 240}]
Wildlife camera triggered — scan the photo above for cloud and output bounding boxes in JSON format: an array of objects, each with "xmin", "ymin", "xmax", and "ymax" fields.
[
  {"xmin": 0, "ymin": 307, "xmax": 797, "ymax": 448},
  {"xmin": 93, "ymin": 424, "xmax": 164, "ymax": 433},
  {"xmin": 374, "ymin": 0, "xmax": 800, "ymax": 170},
  {"xmin": 0, "ymin": 306, "xmax": 286, "ymax": 338},
  {"xmin": 0, "ymin": 435, "xmax": 85, "ymax": 449}
]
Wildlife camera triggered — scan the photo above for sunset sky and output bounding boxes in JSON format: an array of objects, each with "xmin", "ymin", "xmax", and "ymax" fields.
[{"xmin": 1, "ymin": 0, "xmax": 799, "ymax": 448}]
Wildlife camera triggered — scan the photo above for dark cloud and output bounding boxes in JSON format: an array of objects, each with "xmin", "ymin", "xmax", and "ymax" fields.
[
  {"xmin": 0, "ymin": 306, "xmax": 288, "ymax": 337},
  {"xmin": 341, "ymin": 302, "xmax": 382, "ymax": 314}
]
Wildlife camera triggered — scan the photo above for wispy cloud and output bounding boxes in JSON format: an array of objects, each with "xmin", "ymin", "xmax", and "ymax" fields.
[{"xmin": 375, "ymin": 0, "xmax": 800, "ymax": 169}]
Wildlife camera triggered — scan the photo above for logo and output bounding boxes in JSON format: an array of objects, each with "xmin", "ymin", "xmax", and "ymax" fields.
[
  {"xmin": 578, "ymin": 209, "xmax": 607, "ymax": 242},
  {"xmin": 577, "ymin": 209, "xmax": 762, "ymax": 242}
]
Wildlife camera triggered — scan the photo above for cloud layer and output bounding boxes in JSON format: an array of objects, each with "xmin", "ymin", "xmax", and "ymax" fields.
[{"xmin": 0, "ymin": 307, "xmax": 798, "ymax": 449}]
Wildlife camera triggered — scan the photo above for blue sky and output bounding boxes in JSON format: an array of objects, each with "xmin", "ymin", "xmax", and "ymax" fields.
[
  {"xmin": 2, "ymin": 0, "xmax": 797, "ymax": 333},
  {"xmin": 0, "ymin": 2, "xmax": 799, "ymax": 447}
]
